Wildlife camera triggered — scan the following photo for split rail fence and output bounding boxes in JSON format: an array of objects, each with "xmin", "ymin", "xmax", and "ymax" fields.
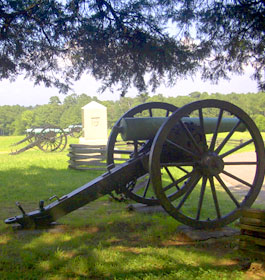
[
  {"xmin": 67, "ymin": 138, "xmax": 251, "ymax": 171},
  {"xmin": 68, "ymin": 143, "xmax": 132, "ymax": 170}
]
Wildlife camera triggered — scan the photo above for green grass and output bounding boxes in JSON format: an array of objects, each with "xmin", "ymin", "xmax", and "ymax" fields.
[{"xmin": 0, "ymin": 135, "xmax": 264, "ymax": 280}]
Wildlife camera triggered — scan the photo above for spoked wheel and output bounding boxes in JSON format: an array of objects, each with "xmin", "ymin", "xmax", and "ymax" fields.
[
  {"xmin": 26, "ymin": 128, "xmax": 35, "ymax": 143},
  {"xmin": 27, "ymin": 127, "xmax": 39, "ymax": 144},
  {"xmin": 38, "ymin": 126, "xmax": 67, "ymax": 152},
  {"xmin": 107, "ymin": 102, "xmax": 179, "ymax": 205},
  {"xmin": 150, "ymin": 99, "xmax": 265, "ymax": 229}
]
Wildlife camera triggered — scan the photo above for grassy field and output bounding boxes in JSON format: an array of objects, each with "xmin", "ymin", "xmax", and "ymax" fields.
[{"xmin": 0, "ymin": 135, "xmax": 264, "ymax": 280}]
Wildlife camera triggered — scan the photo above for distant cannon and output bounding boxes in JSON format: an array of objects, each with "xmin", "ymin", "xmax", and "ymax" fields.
[
  {"xmin": 5, "ymin": 100, "xmax": 265, "ymax": 230},
  {"xmin": 10, "ymin": 124, "xmax": 83, "ymax": 155},
  {"xmin": 64, "ymin": 124, "xmax": 83, "ymax": 138},
  {"xmin": 10, "ymin": 125, "xmax": 67, "ymax": 155}
]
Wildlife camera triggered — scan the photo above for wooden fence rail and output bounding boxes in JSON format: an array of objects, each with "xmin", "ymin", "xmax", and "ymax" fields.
[
  {"xmin": 207, "ymin": 138, "xmax": 245, "ymax": 147},
  {"xmin": 68, "ymin": 144, "xmax": 107, "ymax": 170},
  {"xmin": 68, "ymin": 138, "xmax": 255, "ymax": 170}
]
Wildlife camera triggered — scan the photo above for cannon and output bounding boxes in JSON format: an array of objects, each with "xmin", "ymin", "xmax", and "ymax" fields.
[
  {"xmin": 10, "ymin": 125, "xmax": 68, "ymax": 155},
  {"xmin": 64, "ymin": 124, "xmax": 83, "ymax": 138},
  {"xmin": 11, "ymin": 124, "xmax": 82, "ymax": 155},
  {"xmin": 5, "ymin": 100, "xmax": 265, "ymax": 229}
]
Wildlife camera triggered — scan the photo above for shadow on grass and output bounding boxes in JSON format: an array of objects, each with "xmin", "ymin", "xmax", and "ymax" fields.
[
  {"xmin": 0, "ymin": 164, "xmax": 102, "ymax": 204},
  {"xmin": 0, "ymin": 164, "xmax": 263, "ymax": 279},
  {"xmin": 0, "ymin": 216, "xmax": 250, "ymax": 280}
]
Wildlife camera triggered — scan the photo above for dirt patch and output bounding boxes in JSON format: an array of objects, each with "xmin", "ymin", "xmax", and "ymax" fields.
[
  {"xmin": 223, "ymin": 151, "xmax": 265, "ymax": 205},
  {"xmin": 245, "ymin": 262, "xmax": 265, "ymax": 280}
]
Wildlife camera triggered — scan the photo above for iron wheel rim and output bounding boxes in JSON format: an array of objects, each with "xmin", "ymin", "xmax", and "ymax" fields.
[
  {"xmin": 107, "ymin": 102, "xmax": 178, "ymax": 205},
  {"xmin": 150, "ymin": 99, "xmax": 265, "ymax": 229}
]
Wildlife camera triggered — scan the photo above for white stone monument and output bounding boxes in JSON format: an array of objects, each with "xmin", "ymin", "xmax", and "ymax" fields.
[{"xmin": 79, "ymin": 101, "xmax": 108, "ymax": 145}]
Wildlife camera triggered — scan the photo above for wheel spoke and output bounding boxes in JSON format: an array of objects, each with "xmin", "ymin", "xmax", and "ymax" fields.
[
  {"xmin": 131, "ymin": 178, "xmax": 148, "ymax": 192},
  {"xmin": 143, "ymin": 178, "xmax": 151, "ymax": 198},
  {"xmin": 198, "ymin": 108, "xmax": 207, "ymax": 151},
  {"xmin": 215, "ymin": 119, "xmax": 242, "ymax": 154},
  {"xmin": 179, "ymin": 119, "xmax": 203, "ymax": 154},
  {"xmin": 176, "ymin": 165, "xmax": 190, "ymax": 174},
  {"xmin": 149, "ymin": 108, "xmax": 152, "ymax": 117},
  {"xmin": 175, "ymin": 173, "xmax": 201, "ymax": 211},
  {"xmin": 209, "ymin": 109, "xmax": 223, "ymax": 152},
  {"xmin": 133, "ymin": 140, "xmax": 138, "ymax": 155},
  {"xmin": 52, "ymin": 139, "xmax": 59, "ymax": 150},
  {"xmin": 166, "ymin": 110, "xmax": 170, "ymax": 117},
  {"xmin": 221, "ymin": 170, "xmax": 253, "ymax": 188},
  {"xmin": 196, "ymin": 176, "xmax": 207, "ymax": 220},
  {"xmin": 164, "ymin": 166, "xmax": 180, "ymax": 190},
  {"xmin": 209, "ymin": 177, "xmax": 221, "ymax": 219},
  {"xmin": 215, "ymin": 175, "xmax": 240, "ymax": 208},
  {"xmin": 54, "ymin": 135, "xmax": 62, "ymax": 142},
  {"xmin": 220, "ymin": 139, "xmax": 254, "ymax": 158},
  {"xmin": 114, "ymin": 150, "xmax": 133, "ymax": 155},
  {"xmin": 161, "ymin": 162, "xmax": 196, "ymax": 167},
  {"xmin": 165, "ymin": 139, "xmax": 198, "ymax": 158},
  {"xmin": 224, "ymin": 161, "xmax": 257, "ymax": 165},
  {"xmin": 163, "ymin": 172, "xmax": 193, "ymax": 192},
  {"xmin": 44, "ymin": 142, "xmax": 50, "ymax": 150}
]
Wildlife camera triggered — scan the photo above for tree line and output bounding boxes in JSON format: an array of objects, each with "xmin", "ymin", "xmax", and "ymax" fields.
[{"xmin": 0, "ymin": 92, "xmax": 264, "ymax": 136}]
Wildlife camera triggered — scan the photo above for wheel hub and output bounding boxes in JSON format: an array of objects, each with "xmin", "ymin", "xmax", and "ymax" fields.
[{"xmin": 199, "ymin": 153, "xmax": 224, "ymax": 176}]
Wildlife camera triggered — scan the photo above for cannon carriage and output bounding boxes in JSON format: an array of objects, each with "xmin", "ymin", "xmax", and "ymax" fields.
[
  {"xmin": 10, "ymin": 125, "xmax": 68, "ymax": 155},
  {"xmin": 63, "ymin": 124, "xmax": 83, "ymax": 138},
  {"xmin": 10, "ymin": 124, "xmax": 82, "ymax": 155},
  {"xmin": 5, "ymin": 100, "xmax": 265, "ymax": 230}
]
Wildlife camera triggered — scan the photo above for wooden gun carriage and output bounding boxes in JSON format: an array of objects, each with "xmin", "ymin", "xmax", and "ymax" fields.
[
  {"xmin": 10, "ymin": 125, "xmax": 68, "ymax": 154},
  {"xmin": 63, "ymin": 124, "xmax": 83, "ymax": 138},
  {"xmin": 10, "ymin": 124, "xmax": 82, "ymax": 155},
  {"xmin": 5, "ymin": 100, "xmax": 265, "ymax": 229}
]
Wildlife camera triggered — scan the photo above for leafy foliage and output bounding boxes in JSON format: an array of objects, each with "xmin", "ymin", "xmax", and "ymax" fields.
[
  {"xmin": 0, "ymin": 91, "xmax": 264, "ymax": 135},
  {"xmin": 0, "ymin": 1, "xmax": 264, "ymax": 94}
]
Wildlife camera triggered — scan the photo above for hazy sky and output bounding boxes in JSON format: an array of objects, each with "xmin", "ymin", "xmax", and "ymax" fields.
[{"xmin": 0, "ymin": 68, "xmax": 259, "ymax": 106}]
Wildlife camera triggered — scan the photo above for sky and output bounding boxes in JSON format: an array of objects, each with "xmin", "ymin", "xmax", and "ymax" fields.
[{"xmin": 0, "ymin": 67, "xmax": 259, "ymax": 107}]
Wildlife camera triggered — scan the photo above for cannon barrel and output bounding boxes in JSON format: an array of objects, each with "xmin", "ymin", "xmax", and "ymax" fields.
[{"xmin": 120, "ymin": 117, "xmax": 246, "ymax": 141}]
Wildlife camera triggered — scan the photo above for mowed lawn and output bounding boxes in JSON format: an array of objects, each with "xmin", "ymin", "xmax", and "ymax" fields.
[{"xmin": 0, "ymin": 135, "xmax": 264, "ymax": 280}]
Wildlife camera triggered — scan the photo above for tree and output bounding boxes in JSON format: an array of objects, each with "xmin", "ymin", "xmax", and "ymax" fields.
[
  {"xmin": 189, "ymin": 92, "xmax": 202, "ymax": 99},
  {"xmin": 19, "ymin": 109, "xmax": 35, "ymax": 130},
  {"xmin": 136, "ymin": 92, "xmax": 149, "ymax": 103},
  {"xmin": 63, "ymin": 94, "xmax": 78, "ymax": 107},
  {"xmin": 49, "ymin": 96, "xmax": 61, "ymax": 105},
  {"xmin": 59, "ymin": 107, "xmax": 81, "ymax": 128},
  {"xmin": 0, "ymin": 1, "xmax": 264, "ymax": 95},
  {"xmin": 33, "ymin": 104, "xmax": 63, "ymax": 126},
  {"xmin": 0, "ymin": 105, "xmax": 25, "ymax": 135},
  {"xmin": 13, "ymin": 118, "xmax": 25, "ymax": 135},
  {"xmin": 193, "ymin": 0, "xmax": 265, "ymax": 90},
  {"xmin": 76, "ymin": 94, "xmax": 93, "ymax": 107},
  {"xmin": 253, "ymin": 114, "xmax": 265, "ymax": 131}
]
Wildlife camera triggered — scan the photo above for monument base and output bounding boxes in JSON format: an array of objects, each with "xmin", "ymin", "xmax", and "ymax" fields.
[{"xmin": 79, "ymin": 137, "xmax": 108, "ymax": 146}]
